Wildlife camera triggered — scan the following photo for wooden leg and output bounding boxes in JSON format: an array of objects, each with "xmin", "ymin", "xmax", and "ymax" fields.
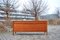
[
  {"xmin": 13, "ymin": 32, "xmax": 16, "ymax": 35},
  {"xmin": 13, "ymin": 32, "xmax": 14, "ymax": 35},
  {"xmin": 44, "ymin": 32, "xmax": 48, "ymax": 35},
  {"xmin": 15, "ymin": 32, "xmax": 16, "ymax": 34},
  {"xmin": 44, "ymin": 32, "xmax": 48, "ymax": 40}
]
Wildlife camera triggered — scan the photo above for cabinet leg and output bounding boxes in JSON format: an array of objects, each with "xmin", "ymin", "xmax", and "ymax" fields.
[
  {"xmin": 15, "ymin": 32, "xmax": 16, "ymax": 34},
  {"xmin": 13, "ymin": 32, "xmax": 16, "ymax": 35},
  {"xmin": 44, "ymin": 32, "xmax": 48, "ymax": 40},
  {"xmin": 44, "ymin": 32, "xmax": 48, "ymax": 35},
  {"xmin": 13, "ymin": 32, "xmax": 14, "ymax": 35}
]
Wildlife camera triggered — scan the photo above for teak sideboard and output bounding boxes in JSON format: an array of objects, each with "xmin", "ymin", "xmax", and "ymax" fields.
[{"xmin": 12, "ymin": 21, "xmax": 47, "ymax": 35}]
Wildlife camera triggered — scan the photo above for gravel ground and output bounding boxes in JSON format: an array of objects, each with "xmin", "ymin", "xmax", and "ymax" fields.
[{"xmin": 0, "ymin": 25, "xmax": 60, "ymax": 40}]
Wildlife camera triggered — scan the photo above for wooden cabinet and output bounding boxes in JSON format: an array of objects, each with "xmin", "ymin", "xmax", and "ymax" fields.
[{"xmin": 12, "ymin": 21, "xmax": 47, "ymax": 35}]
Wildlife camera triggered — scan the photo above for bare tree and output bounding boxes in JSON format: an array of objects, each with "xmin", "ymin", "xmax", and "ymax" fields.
[
  {"xmin": 0, "ymin": 0, "xmax": 20, "ymax": 31},
  {"xmin": 0, "ymin": 0, "xmax": 20, "ymax": 19},
  {"xmin": 56, "ymin": 8, "xmax": 60, "ymax": 18},
  {"xmin": 21, "ymin": 0, "xmax": 48, "ymax": 20}
]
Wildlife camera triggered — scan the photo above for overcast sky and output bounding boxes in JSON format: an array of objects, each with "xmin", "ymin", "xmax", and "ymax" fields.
[
  {"xmin": 47, "ymin": 0, "xmax": 60, "ymax": 14},
  {"xmin": 0, "ymin": 0, "xmax": 60, "ymax": 15}
]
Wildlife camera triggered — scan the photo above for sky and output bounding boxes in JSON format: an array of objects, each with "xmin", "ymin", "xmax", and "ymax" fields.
[
  {"xmin": 0, "ymin": 0, "xmax": 60, "ymax": 15},
  {"xmin": 17, "ymin": 0, "xmax": 60, "ymax": 15},
  {"xmin": 47, "ymin": 0, "xmax": 60, "ymax": 14}
]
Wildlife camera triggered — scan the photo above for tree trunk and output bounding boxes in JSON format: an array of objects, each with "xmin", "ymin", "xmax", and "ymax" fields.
[
  {"xmin": 6, "ymin": 12, "xmax": 9, "ymax": 19},
  {"xmin": 35, "ymin": 13, "xmax": 38, "ymax": 21}
]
